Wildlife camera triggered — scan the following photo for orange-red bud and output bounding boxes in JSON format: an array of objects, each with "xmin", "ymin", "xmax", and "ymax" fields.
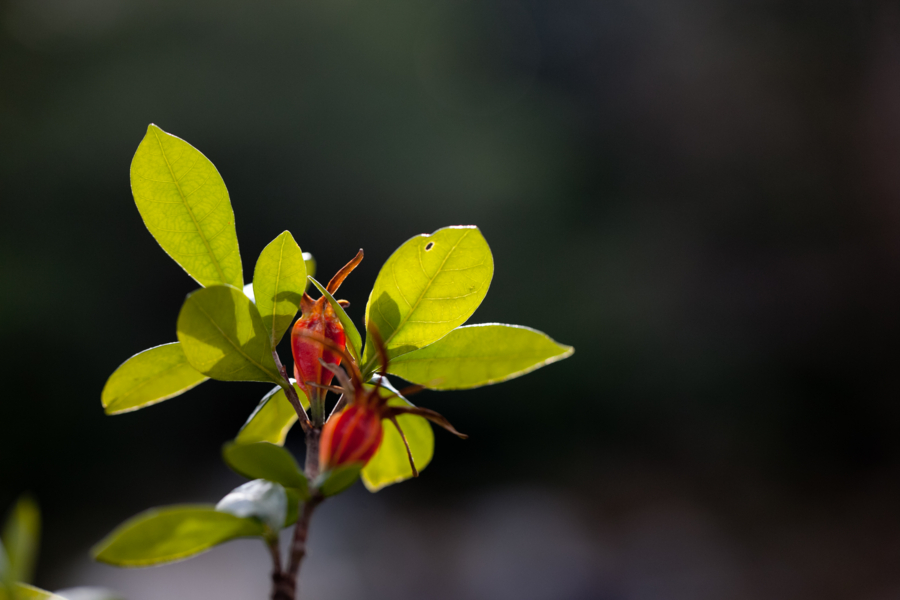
[
  {"xmin": 290, "ymin": 250, "xmax": 363, "ymax": 398},
  {"xmin": 319, "ymin": 404, "xmax": 384, "ymax": 471},
  {"xmin": 291, "ymin": 299, "xmax": 346, "ymax": 398}
]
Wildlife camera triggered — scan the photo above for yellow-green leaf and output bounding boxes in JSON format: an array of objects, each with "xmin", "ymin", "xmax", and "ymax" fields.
[
  {"xmin": 101, "ymin": 343, "xmax": 209, "ymax": 415},
  {"xmin": 363, "ymin": 226, "xmax": 493, "ymax": 371},
  {"xmin": 11, "ymin": 584, "xmax": 66, "ymax": 600},
  {"xmin": 177, "ymin": 285, "xmax": 283, "ymax": 384},
  {"xmin": 361, "ymin": 380, "xmax": 434, "ymax": 492},
  {"xmin": 308, "ymin": 276, "xmax": 362, "ymax": 364},
  {"xmin": 92, "ymin": 505, "xmax": 264, "ymax": 567},
  {"xmin": 302, "ymin": 252, "xmax": 316, "ymax": 290},
  {"xmin": 1, "ymin": 495, "xmax": 39, "ymax": 585},
  {"xmin": 253, "ymin": 231, "xmax": 307, "ymax": 345},
  {"xmin": 388, "ymin": 324, "xmax": 573, "ymax": 390},
  {"xmin": 236, "ymin": 382, "xmax": 307, "ymax": 446},
  {"xmin": 130, "ymin": 124, "xmax": 242, "ymax": 288}
]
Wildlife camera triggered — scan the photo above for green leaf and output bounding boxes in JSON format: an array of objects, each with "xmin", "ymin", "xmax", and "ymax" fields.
[
  {"xmin": 177, "ymin": 285, "xmax": 283, "ymax": 384},
  {"xmin": 363, "ymin": 226, "xmax": 493, "ymax": 371},
  {"xmin": 92, "ymin": 505, "xmax": 264, "ymax": 567},
  {"xmin": 222, "ymin": 442, "xmax": 308, "ymax": 496},
  {"xmin": 2, "ymin": 495, "xmax": 39, "ymax": 584},
  {"xmin": 11, "ymin": 584, "xmax": 67, "ymax": 600},
  {"xmin": 303, "ymin": 252, "xmax": 316, "ymax": 288},
  {"xmin": 316, "ymin": 464, "xmax": 362, "ymax": 497},
  {"xmin": 284, "ymin": 488, "xmax": 301, "ymax": 528},
  {"xmin": 253, "ymin": 231, "xmax": 307, "ymax": 346},
  {"xmin": 236, "ymin": 382, "xmax": 307, "ymax": 446},
  {"xmin": 101, "ymin": 343, "xmax": 209, "ymax": 415},
  {"xmin": 388, "ymin": 324, "xmax": 573, "ymax": 390},
  {"xmin": 215, "ymin": 480, "xmax": 287, "ymax": 533},
  {"xmin": 308, "ymin": 276, "xmax": 362, "ymax": 364},
  {"xmin": 0, "ymin": 540, "xmax": 9, "ymax": 588},
  {"xmin": 130, "ymin": 124, "xmax": 242, "ymax": 288},
  {"xmin": 361, "ymin": 379, "xmax": 434, "ymax": 492}
]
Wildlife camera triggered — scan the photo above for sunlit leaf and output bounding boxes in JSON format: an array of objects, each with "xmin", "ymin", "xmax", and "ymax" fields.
[
  {"xmin": 101, "ymin": 343, "xmax": 208, "ymax": 415},
  {"xmin": 92, "ymin": 505, "xmax": 264, "ymax": 567},
  {"xmin": 363, "ymin": 226, "xmax": 493, "ymax": 372},
  {"xmin": 215, "ymin": 480, "xmax": 287, "ymax": 533},
  {"xmin": 130, "ymin": 124, "xmax": 242, "ymax": 288},
  {"xmin": 316, "ymin": 464, "xmax": 362, "ymax": 497},
  {"xmin": 361, "ymin": 378, "xmax": 434, "ymax": 492},
  {"xmin": 11, "ymin": 584, "xmax": 66, "ymax": 600},
  {"xmin": 177, "ymin": 285, "xmax": 283, "ymax": 384},
  {"xmin": 308, "ymin": 276, "xmax": 362, "ymax": 363},
  {"xmin": 302, "ymin": 253, "xmax": 316, "ymax": 290},
  {"xmin": 1, "ymin": 495, "xmax": 39, "ymax": 584},
  {"xmin": 236, "ymin": 382, "xmax": 307, "ymax": 446},
  {"xmin": 388, "ymin": 324, "xmax": 573, "ymax": 390},
  {"xmin": 222, "ymin": 442, "xmax": 308, "ymax": 496},
  {"xmin": 0, "ymin": 540, "xmax": 9, "ymax": 589},
  {"xmin": 253, "ymin": 231, "xmax": 307, "ymax": 346}
]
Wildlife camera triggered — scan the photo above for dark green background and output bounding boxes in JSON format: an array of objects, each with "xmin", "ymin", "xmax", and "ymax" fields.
[{"xmin": 2, "ymin": 1, "xmax": 899, "ymax": 598}]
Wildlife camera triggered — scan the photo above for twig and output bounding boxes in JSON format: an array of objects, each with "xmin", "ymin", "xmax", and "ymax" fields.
[
  {"xmin": 269, "ymin": 538, "xmax": 293, "ymax": 600},
  {"xmin": 286, "ymin": 493, "xmax": 323, "ymax": 594},
  {"xmin": 272, "ymin": 348, "xmax": 311, "ymax": 432}
]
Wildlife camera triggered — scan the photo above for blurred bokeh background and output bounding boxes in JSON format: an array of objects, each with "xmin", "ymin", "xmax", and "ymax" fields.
[{"xmin": 3, "ymin": 0, "xmax": 900, "ymax": 598}]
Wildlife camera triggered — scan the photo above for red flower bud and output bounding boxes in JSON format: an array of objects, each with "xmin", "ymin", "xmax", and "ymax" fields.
[
  {"xmin": 319, "ymin": 404, "xmax": 384, "ymax": 470},
  {"xmin": 291, "ymin": 299, "xmax": 346, "ymax": 397},
  {"xmin": 295, "ymin": 314, "xmax": 468, "ymax": 478},
  {"xmin": 290, "ymin": 250, "xmax": 363, "ymax": 398}
]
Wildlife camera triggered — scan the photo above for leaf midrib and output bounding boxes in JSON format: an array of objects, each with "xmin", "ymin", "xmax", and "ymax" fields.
[
  {"xmin": 270, "ymin": 235, "xmax": 287, "ymax": 340},
  {"xmin": 390, "ymin": 350, "xmax": 571, "ymax": 364},
  {"xmin": 106, "ymin": 359, "xmax": 201, "ymax": 406},
  {"xmin": 383, "ymin": 229, "xmax": 471, "ymax": 348},
  {"xmin": 153, "ymin": 128, "xmax": 227, "ymax": 285},
  {"xmin": 191, "ymin": 295, "xmax": 281, "ymax": 383}
]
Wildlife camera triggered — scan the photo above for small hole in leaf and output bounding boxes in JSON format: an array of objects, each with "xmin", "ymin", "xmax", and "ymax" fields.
[{"xmin": 425, "ymin": 242, "xmax": 435, "ymax": 251}]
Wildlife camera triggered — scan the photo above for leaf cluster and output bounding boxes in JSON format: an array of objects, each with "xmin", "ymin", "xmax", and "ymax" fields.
[{"xmin": 95, "ymin": 125, "xmax": 573, "ymax": 568}]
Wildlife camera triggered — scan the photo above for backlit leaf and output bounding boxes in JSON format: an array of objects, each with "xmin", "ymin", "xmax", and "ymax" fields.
[
  {"xmin": 363, "ymin": 226, "xmax": 493, "ymax": 372},
  {"xmin": 92, "ymin": 506, "xmax": 264, "ymax": 567},
  {"xmin": 253, "ymin": 232, "xmax": 307, "ymax": 345},
  {"xmin": 177, "ymin": 285, "xmax": 283, "ymax": 384},
  {"xmin": 1, "ymin": 495, "xmax": 39, "ymax": 584},
  {"xmin": 130, "ymin": 124, "xmax": 242, "ymax": 288},
  {"xmin": 101, "ymin": 343, "xmax": 208, "ymax": 415},
  {"xmin": 361, "ymin": 378, "xmax": 434, "ymax": 492},
  {"xmin": 236, "ymin": 382, "xmax": 307, "ymax": 446},
  {"xmin": 302, "ymin": 253, "xmax": 316, "ymax": 290},
  {"xmin": 388, "ymin": 324, "xmax": 573, "ymax": 390},
  {"xmin": 12, "ymin": 584, "xmax": 66, "ymax": 600}
]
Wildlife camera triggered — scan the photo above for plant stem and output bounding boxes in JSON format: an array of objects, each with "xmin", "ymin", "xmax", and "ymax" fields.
[
  {"xmin": 305, "ymin": 427, "xmax": 320, "ymax": 482},
  {"xmin": 269, "ymin": 539, "xmax": 294, "ymax": 600},
  {"xmin": 273, "ymin": 348, "xmax": 311, "ymax": 432},
  {"xmin": 286, "ymin": 493, "xmax": 322, "ymax": 598},
  {"xmin": 269, "ymin": 424, "xmax": 322, "ymax": 599}
]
